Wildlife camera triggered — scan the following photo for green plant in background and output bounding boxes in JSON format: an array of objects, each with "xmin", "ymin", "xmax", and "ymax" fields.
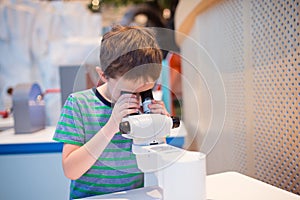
[{"xmin": 88, "ymin": 0, "xmax": 173, "ymax": 13}]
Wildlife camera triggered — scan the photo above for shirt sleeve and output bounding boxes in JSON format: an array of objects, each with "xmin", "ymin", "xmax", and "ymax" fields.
[{"xmin": 53, "ymin": 94, "xmax": 85, "ymax": 146}]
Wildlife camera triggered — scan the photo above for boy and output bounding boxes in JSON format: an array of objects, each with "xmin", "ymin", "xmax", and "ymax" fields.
[{"xmin": 53, "ymin": 25, "xmax": 169, "ymax": 199}]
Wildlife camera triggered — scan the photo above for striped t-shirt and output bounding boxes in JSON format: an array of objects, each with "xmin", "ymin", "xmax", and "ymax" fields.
[{"xmin": 53, "ymin": 88, "xmax": 143, "ymax": 199}]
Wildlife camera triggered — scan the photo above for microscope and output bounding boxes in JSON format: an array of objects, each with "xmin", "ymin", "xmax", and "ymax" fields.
[{"xmin": 119, "ymin": 89, "xmax": 206, "ymax": 200}]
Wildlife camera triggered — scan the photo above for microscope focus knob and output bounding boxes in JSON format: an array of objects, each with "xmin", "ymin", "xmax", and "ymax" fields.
[{"xmin": 119, "ymin": 121, "xmax": 131, "ymax": 134}]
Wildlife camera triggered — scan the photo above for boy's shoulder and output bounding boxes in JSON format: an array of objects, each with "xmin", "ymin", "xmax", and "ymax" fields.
[
  {"xmin": 67, "ymin": 88, "xmax": 96, "ymax": 102},
  {"xmin": 71, "ymin": 88, "xmax": 93, "ymax": 96},
  {"xmin": 68, "ymin": 87, "xmax": 110, "ymax": 107}
]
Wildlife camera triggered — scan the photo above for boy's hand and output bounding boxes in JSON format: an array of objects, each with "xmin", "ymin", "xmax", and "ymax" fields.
[
  {"xmin": 110, "ymin": 93, "xmax": 140, "ymax": 126},
  {"xmin": 148, "ymin": 100, "xmax": 170, "ymax": 116}
]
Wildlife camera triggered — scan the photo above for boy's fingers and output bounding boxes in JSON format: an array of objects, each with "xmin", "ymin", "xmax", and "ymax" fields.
[
  {"xmin": 120, "ymin": 108, "xmax": 139, "ymax": 117},
  {"xmin": 151, "ymin": 100, "xmax": 165, "ymax": 105},
  {"xmin": 148, "ymin": 103, "xmax": 163, "ymax": 109},
  {"xmin": 117, "ymin": 97, "xmax": 138, "ymax": 107},
  {"xmin": 149, "ymin": 107, "xmax": 170, "ymax": 116},
  {"xmin": 119, "ymin": 94, "xmax": 138, "ymax": 103}
]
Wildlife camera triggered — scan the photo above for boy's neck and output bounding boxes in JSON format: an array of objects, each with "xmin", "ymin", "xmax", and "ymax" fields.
[{"xmin": 96, "ymin": 83, "xmax": 112, "ymax": 103}]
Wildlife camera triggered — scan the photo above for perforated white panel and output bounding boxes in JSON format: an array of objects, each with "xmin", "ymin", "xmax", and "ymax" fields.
[
  {"xmin": 217, "ymin": 0, "xmax": 248, "ymax": 174},
  {"xmin": 180, "ymin": 0, "xmax": 300, "ymax": 195},
  {"xmin": 250, "ymin": 0, "xmax": 300, "ymax": 194}
]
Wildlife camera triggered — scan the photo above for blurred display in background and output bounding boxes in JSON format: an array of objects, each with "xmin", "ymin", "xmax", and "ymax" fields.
[
  {"xmin": 0, "ymin": 0, "xmax": 102, "ymax": 125},
  {"xmin": 88, "ymin": 0, "xmax": 178, "ymax": 28},
  {"xmin": 0, "ymin": 0, "xmax": 181, "ymax": 126}
]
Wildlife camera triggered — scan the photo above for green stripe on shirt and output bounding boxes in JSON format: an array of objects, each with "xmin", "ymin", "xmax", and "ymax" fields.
[
  {"xmin": 53, "ymin": 138, "xmax": 83, "ymax": 146},
  {"xmin": 63, "ymin": 105, "xmax": 80, "ymax": 113},
  {"xmin": 60, "ymin": 113, "xmax": 82, "ymax": 121},
  {"xmin": 104, "ymin": 148, "xmax": 131, "ymax": 152},
  {"xmin": 98, "ymin": 156, "xmax": 136, "ymax": 161},
  {"xmin": 57, "ymin": 121, "xmax": 83, "ymax": 130},
  {"xmin": 91, "ymin": 164, "xmax": 138, "ymax": 170},
  {"xmin": 111, "ymin": 139, "xmax": 132, "ymax": 144},
  {"xmin": 75, "ymin": 178, "xmax": 141, "ymax": 188},
  {"xmin": 55, "ymin": 129, "xmax": 84, "ymax": 138},
  {"xmin": 78, "ymin": 104, "xmax": 111, "ymax": 110},
  {"xmin": 81, "ymin": 113, "xmax": 110, "ymax": 118}
]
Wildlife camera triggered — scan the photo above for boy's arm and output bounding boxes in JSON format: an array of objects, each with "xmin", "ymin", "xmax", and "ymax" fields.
[
  {"xmin": 61, "ymin": 120, "xmax": 116, "ymax": 180},
  {"xmin": 61, "ymin": 93, "xmax": 140, "ymax": 180}
]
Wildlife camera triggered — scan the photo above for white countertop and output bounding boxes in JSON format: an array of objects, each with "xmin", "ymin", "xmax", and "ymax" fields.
[
  {"xmin": 0, "ymin": 126, "xmax": 56, "ymax": 144},
  {"xmin": 206, "ymin": 171, "xmax": 300, "ymax": 200},
  {"xmin": 78, "ymin": 171, "xmax": 300, "ymax": 200}
]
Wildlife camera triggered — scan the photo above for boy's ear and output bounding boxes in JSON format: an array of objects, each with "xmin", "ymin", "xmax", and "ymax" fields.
[{"xmin": 95, "ymin": 66, "xmax": 108, "ymax": 83}]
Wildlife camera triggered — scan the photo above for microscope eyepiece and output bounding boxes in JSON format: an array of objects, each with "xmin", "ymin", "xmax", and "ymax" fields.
[{"xmin": 140, "ymin": 89, "xmax": 154, "ymax": 114}]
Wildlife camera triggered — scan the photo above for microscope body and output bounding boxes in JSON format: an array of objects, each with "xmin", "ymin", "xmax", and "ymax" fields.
[{"xmin": 120, "ymin": 114, "xmax": 206, "ymax": 200}]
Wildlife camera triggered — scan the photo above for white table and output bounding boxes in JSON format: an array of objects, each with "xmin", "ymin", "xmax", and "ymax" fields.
[
  {"xmin": 206, "ymin": 171, "xmax": 300, "ymax": 200},
  {"xmin": 79, "ymin": 171, "xmax": 300, "ymax": 200},
  {"xmin": 0, "ymin": 126, "xmax": 62, "ymax": 154},
  {"xmin": 0, "ymin": 126, "xmax": 55, "ymax": 144}
]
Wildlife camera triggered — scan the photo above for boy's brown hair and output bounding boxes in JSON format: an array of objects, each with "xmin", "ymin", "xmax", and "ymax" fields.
[{"xmin": 100, "ymin": 25, "xmax": 163, "ymax": 81}]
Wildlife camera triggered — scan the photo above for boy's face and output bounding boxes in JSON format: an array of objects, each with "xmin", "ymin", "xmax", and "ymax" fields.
[{"xmin": 107, "ymin": 77, "xmax": 155, "ymax": 103}]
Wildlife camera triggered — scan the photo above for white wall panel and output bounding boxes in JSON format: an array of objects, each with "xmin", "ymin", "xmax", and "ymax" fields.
[{"xmin": 180, "ymin": 0, "xmax": 300, "ymax": 195}]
